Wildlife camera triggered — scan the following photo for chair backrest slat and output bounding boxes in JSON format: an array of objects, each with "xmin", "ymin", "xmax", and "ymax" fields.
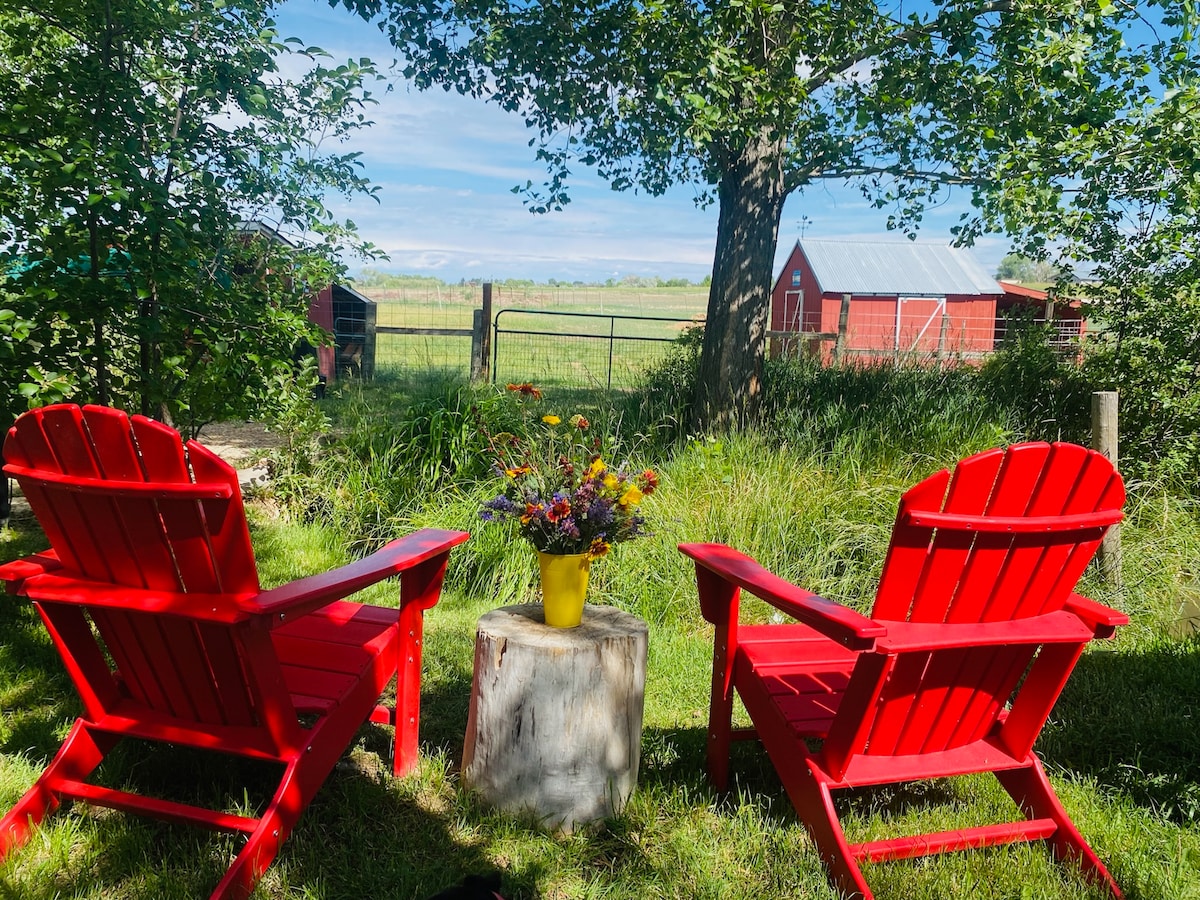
[{"xmin": 873, "ymin": 443, "xmax": 1123, "ymax": 625}]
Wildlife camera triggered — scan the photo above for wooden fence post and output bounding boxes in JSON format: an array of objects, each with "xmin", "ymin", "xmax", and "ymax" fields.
[
  {"xmin": 471, "ymin": 282, "xmax": 494, "ymax": 383},
  {"xmin": 833, "ymin": 293, "xmax": 851, "ymax": 363},
  {"xmin": 1091, "ymin": 391, "xmax": 1122, "ymax": 587}
]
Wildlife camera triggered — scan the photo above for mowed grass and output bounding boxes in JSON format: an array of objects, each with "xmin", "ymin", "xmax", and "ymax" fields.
[{"xmin": 2, "ymin": 368, "xmax": 1200, "ymax": 898}]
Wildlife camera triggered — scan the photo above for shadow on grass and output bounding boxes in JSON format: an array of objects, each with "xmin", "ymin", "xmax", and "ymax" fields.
[{"xmin": 1041, "ymin": 635, "xmax": 1200, "ymax": 825}]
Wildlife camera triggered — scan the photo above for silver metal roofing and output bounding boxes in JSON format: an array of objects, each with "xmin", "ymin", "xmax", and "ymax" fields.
[{"xmin": 796, "ymin": 239, "xmax": 1003, "ymax": 297}]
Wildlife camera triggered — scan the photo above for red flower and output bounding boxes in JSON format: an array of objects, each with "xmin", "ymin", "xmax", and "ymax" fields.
[
  {"xmin": 637, "ymin": 469, "xmax": 659, "ymax": 494},
  {"xmin": 546, "ymin": 496, "xmax": 572, "ymax": 522}
]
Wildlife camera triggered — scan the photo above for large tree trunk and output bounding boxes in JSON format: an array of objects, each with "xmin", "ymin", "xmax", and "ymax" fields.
[{"xmin": 691, "ymin": 129, "xmax": 787, "ymax": 432}]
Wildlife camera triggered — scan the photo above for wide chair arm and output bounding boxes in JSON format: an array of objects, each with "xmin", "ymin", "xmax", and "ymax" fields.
[
  {"xmin": 679, "ymin": 542, "xmax": 885, "ymax": 651},
  {"xmin": 252, "ymin": 528, "xmax": 470, "ymax": 622},
  {"xmin": 1064, "ymin": 592, "xmax": 1129, "ymax": 639}
]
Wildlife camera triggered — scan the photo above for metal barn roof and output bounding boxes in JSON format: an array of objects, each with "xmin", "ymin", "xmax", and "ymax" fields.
[{"xmin": 797, "ymin": 239, "xmax": 1003, "ymax": 297}]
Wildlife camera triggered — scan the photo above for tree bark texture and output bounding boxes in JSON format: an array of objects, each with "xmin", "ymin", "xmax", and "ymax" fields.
[
  {"xmin": 461, "ymin": 603, "xmax": 648, "ymax": 833},
  {"xmin": 692, "ymin": 128, "xmax": 787, "ymax": 432}
]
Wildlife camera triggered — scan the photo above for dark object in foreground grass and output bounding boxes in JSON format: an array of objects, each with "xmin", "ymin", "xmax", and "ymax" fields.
[
  {"xmin": 424, "ymin": 872, "xmax": 506, "ymax": 899},
  {"xmin": 682, "ymin": 441, "xmax": 1129, "ymax": 900},
  {"xmin": 0, "ymin": 404, "xmax": 470, "ymax": 900}
]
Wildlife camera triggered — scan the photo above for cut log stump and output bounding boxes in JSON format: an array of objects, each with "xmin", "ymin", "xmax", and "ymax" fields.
[{"xmin": 462, "ymin": 603, "xmax": 649, "ymax": 833}]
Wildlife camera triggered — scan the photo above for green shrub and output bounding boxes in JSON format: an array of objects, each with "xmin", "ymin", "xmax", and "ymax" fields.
[{"xmin": 978, "ymin": 309, "xmax": 1093, "ymax": 445}]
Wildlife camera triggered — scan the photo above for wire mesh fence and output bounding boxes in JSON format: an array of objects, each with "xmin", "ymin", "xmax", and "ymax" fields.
[
  {"xmin": 771, "ymin": 307, "xmax": 1085, "ymax": 366},
  {"xmin": 348, "ymin": 282, "xmax": 1083, "ymax": 385}
]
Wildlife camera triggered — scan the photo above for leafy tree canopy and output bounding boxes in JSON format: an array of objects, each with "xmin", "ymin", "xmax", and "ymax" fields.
[
  {"xmin": 0, "ymin": 1, "xmax": 384, "ymax": 436},
  {"xmin": 341, "ymin": 0, "xmax": 1191, "ymax": 429},
  {"xmin": 995, "ymin": 255, "xmax": 1063, "ymax": 284}
]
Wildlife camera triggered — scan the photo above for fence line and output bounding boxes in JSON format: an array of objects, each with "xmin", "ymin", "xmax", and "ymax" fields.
[{"xmin": 491, "ymin": 308, "xmax": 696, "ymax": 389}]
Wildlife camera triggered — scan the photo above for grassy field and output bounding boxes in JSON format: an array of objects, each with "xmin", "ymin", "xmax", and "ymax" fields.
[
  {"xmin": 1, "ymin": 367, "xmax": 1198, "ymax": 899},
  {"xmin": 356, "ymin": 284, "xmax": 708, "ymax": 387}
]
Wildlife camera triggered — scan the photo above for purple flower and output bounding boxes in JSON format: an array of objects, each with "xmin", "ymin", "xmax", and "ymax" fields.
[
  {"xmin": 481, "ymin": 494, "xmax": 520, "ymax": 517},
  {"xmin": 585, "ymin": 499, "xmax": 615, "ymax": 527}
]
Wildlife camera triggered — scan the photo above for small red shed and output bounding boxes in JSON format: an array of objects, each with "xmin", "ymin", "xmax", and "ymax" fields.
[
  {"xmin": 771, "ymin": 240, "xmax": 1004, "ymax": 364},
  {"xmin": 238, "ymin": 221, "xmax": 375, "ymax": 382}
]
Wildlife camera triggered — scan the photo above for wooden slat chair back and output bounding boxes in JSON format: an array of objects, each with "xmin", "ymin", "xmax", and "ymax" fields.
[
  {"xmin": 681, "ymin": 442, "xmax": 1128, "ymax": 900},
  {"xmin": 0, "ymin": 404, "xmax": 469, "ymax": 899},
  {"xmin": 3, "ymin": 405, "xmax": 280, "ymax": 745}
]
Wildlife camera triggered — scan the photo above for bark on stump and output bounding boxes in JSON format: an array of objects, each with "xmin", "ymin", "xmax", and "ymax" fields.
[{"xmin": 462, "ymin": 603, "xmax": 649, "ymax": 833}]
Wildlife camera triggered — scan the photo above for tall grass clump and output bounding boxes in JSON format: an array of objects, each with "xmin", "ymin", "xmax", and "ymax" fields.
[
  {"xmin": 977, "ymin": 311, "xmax": 1093, "ymax": 446},
  {"xmin": 760, "ymin": 354, "xmax": 1011, "ymax": 472}
]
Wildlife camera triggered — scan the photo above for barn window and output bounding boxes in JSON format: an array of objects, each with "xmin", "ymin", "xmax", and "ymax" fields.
[{"xmin": 791, "ymin": 270, "xmax": 801, "ymax": 287}]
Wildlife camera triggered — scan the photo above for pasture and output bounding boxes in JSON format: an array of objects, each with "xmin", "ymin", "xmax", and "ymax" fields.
[{"xmin": 357, "ymin": 283, "xmax": 708, "ymax": 386}]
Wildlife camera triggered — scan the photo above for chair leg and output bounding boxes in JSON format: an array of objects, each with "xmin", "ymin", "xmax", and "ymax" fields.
[
  {"xmin": 207, "ymin": 761, "xmax": 304, "ymax": 900},
  {"xmin": 996, "ymin": 757, "xmax": 1123, "ymax": 899},
  {"xmin": 784, "ymin": 766, "xmax": 874, "ymax": 900},
  {"xmin": 706, "ymin": 668, "xmax": 735, "ymax": 793},
  {"xmin": 394, "ymin": 599, "xmax": 425, "ymax": 777},
  {"xmin": 706, "ymin": 620, "xmax": 741, "ymax": 793},
  {"xmin": 0, "ymin": 720, "xmax": 114, "ymax": 859}
]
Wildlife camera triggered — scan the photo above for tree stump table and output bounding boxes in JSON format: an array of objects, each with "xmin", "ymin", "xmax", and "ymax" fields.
[{"xmin": 461, "ymin": 603, "xmax": 649, "ymax": 833}]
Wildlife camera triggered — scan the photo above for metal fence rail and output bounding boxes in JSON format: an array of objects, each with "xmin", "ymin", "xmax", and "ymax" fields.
[{"xmin": 492, "ymin": 309, "xmax": 695, "ymax": 389}]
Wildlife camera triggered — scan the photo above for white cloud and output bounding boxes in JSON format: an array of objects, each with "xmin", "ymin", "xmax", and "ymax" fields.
[{"xmin": 278, "ymin": 0, "xmax": 1006, "ymax": 283}]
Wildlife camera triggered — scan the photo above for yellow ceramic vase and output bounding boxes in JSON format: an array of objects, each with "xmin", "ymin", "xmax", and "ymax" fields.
[{"xmin": 537, "ymin": 551, "xmax": 590, "ymax": 628}]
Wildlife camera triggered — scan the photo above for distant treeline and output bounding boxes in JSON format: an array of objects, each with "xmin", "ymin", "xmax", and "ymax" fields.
[{"xmin": 350, "ymin": 268, "xmax": 712, "ymax": 290}]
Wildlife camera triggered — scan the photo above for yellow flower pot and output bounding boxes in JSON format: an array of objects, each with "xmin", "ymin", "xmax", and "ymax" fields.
[{"xmin": 537, "ymin": 550, "xmax": 591, "ymax": 628}]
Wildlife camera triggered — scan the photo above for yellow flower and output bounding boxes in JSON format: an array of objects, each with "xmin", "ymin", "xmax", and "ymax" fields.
[
  {"xmin": 603, "ymin": 472, "xmax": 619, "ymax": 490},
  {"xmin": 588, "ymin": 457, "xmax": 606, "ymax": 477},
  {"xmin": 504, "ymin": 464, "xmax": 531, "ymax": 478},
  {"xmin": 542, "ymin": 415, "xmax": 561, "ymax": 425},
  {"xmin": 587, "ymin": 538, "xmax": 611, "ymax": 560},
  {"xmin": 619, "ymin": 484, "xmax": 644, "ymax": 508}
]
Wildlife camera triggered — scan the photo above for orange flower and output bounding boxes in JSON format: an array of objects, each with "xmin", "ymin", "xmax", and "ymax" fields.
[
  {"xmin": 506, "ymin": 382, "xmax": 543, "ymax": 400},
  {"xmin": 587, "ymin": 538, "xmax": 611, "ymax": 559}
]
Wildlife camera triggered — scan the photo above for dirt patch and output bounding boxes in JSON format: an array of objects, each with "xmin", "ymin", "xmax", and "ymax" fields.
[{"xmin": 194, "ymin": 421, "xmax": 283, "ymax": 467}]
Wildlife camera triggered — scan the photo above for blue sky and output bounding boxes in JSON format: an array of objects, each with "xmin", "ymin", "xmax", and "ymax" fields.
[{"xmin": 274, "ymin": 0, "xmax": 1012, "ymax": 283}]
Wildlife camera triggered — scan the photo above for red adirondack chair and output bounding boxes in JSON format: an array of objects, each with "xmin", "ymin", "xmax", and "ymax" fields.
[
  {"xmin": 0, "ymin": 404, "xmax": 468, "ymax": 899},
  {"xmin": 680, "ymin": 442, "xmax": 1128, "ymax": 899}
]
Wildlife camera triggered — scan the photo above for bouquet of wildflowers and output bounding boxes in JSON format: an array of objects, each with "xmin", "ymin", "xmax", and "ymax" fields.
[{"xmin": 479, "ymin": 384, "xmax": 657, "ymax": 558}]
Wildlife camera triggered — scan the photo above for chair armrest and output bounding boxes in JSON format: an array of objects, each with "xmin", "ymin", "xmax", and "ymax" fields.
[
  {"xmin": 252, "ymin": 528, "xmax": 469, "ymax": 621},
  {"xmin": 0, "ymin": 551, "xmax": 63, "ymax": 593},
  {"xmin": 1064, "ymin": 593, "xmax": 1129, "ymax": 639},
  {"xmin": 679, "ymin": 542, "xmax": 885, "ymax": 650},
  {"xmin": 875, "ymin": 610, "xmax": 1098, "ymax": 653}
]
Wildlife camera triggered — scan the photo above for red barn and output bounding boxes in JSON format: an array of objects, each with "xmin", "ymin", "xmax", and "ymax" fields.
[{"xmin": 771, "ymin": 240, "xmax": 1005, "ymax": 364}]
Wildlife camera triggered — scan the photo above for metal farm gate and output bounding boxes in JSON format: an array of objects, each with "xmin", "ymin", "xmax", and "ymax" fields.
[{"xmin": 490, "ymin": 309, "xmax": 696, "ymax": 389}]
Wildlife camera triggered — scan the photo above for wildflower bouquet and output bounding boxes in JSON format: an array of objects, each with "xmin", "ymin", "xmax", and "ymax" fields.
[{"xmin": 479, "ymin": 384, "xmax": 657, "ymax": 558}]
